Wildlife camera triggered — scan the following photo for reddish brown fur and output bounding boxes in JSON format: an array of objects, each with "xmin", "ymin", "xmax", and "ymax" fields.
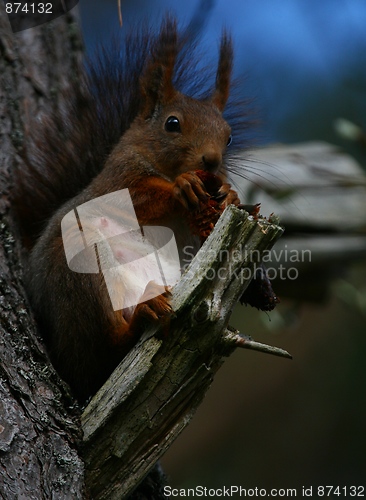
[{"xmin": 14, "ymin": 17, "xmax": 242, "ymax": 401}]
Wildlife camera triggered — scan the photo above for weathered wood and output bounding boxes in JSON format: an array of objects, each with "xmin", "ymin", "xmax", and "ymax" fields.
[{"xmin": 81, "ymin": 205, "xmax": 284, "ymax": 499}]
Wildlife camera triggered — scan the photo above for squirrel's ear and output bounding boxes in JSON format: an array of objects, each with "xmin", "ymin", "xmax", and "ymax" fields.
[
  {"xmin": 139, "ymin": 17, "xmax": 178, "ymax": 118},
  {"xmin": 212, "ymin": 31, "xmax": 233, "ymax": 112},
  {"xmin": 139, "ymin": 62, "xmax": 176, "ymax": 118}
]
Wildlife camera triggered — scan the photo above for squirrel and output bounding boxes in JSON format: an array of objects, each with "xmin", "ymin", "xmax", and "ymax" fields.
[{"xmin": 14, "ymin": 17, "xmax": 278, "ymax": 403}]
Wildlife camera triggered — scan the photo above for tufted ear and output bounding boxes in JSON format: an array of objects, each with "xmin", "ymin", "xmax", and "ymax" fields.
[
  {"xmin": 139, "ymin": 17, "xmax": 178, "ymax": 118},
  {"xmin": 212, "ymin": 31, "xmax": 233, "ymax": 112}
]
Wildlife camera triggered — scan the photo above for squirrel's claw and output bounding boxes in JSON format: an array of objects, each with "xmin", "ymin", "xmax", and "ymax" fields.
[{"xmin": 173, "ymin": 171, "xmax": 209, "ymax": 210}]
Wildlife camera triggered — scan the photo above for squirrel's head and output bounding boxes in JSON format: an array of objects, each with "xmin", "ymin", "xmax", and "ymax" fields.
[{"xmin": 128, "ymin": 18, "xmax": 234, "ymax": 180}]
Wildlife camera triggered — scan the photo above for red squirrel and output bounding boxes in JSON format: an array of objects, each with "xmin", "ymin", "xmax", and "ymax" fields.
[{"xmin": 14, "ymin": 17, "xmax": 277, "ymax": 402}]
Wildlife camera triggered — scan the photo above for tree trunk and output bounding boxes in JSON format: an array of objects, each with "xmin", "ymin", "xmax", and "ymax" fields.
[{"xmin": 0, "ymin": 5, "xmax": 85, "ymax": 498}]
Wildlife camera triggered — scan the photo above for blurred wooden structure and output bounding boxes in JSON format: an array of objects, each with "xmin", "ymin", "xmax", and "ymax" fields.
[{"xmin": 236, "ymin": 142, "xmax": 366, "ymax": 301}]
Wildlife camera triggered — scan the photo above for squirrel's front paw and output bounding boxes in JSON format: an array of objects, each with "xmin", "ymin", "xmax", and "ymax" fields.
[
  {"xmin": 127, "ymin": 282, "xmax": 172, "ymax": 340},
  {"xmin": 187, "ymin": 170, "xmax": 241, "ymax": 241},
  {"xmin": 135, "ymin": 281, "xmax": 172, "ymax": 322},
  {"xmin": 172, "ymin": 172, "xmax": 210, "ymax": 210},
  {"xmin": 194, "ymin": 170, "xmax": 240, "ymax": 207},
  {"xmin": 216, "ymin": 183, "xmax": 241, "ymax": 208}
]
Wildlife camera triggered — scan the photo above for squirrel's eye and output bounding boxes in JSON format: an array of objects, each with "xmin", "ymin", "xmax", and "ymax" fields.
[
  {"xmin": 165, "ymin": 116, "xmax": 181, "ymax": 133},
  {"xmin": 227, "ymin": 134, "xmax": 233, "ymax": 147}
]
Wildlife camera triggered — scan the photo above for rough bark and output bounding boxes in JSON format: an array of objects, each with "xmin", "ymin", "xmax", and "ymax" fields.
[{"xmin": 0, "ymin": 5, "xmax": 85, "ymax": 498}]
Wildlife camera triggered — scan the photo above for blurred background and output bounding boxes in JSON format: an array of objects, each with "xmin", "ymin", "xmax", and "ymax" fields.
[{"xmin": 79, "ymin": 0, "xmax": 366, "ymax": 493}]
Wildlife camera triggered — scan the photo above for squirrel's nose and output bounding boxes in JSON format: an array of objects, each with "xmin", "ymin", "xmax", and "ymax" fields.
[{"xmin": 202, "ymin": 151, "xmax": 222, "ymax": 172}]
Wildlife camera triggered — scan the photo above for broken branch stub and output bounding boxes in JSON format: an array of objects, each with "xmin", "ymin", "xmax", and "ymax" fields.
[{"xmin": 81, "ymin": 205, "xmax": 284, "ymax": 499}]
